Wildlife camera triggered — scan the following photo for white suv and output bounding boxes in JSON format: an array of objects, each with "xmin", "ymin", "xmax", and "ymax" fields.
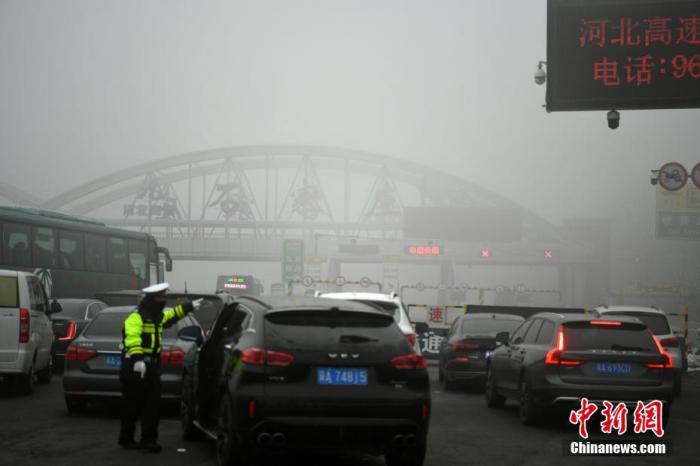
[
  {"xmin": 0, "ymin": 270, "xmax": 58, "ymax": 394},
  {"xmin": 317, "ymin": 291, "xmax": 421, "ymax": 354},
  {"xmin": 593, "ymin": 305, "xmax": 685, "ymax": 395}
]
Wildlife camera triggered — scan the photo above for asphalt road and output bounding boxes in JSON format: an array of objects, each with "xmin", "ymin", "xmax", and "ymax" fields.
[{"xmin": 1, "ymin": 367, "xmax": 698, "ymax": 466}]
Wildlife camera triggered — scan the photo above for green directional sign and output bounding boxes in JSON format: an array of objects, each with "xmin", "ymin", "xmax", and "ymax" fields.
[
  {"xmin": 282, "ymin": 240, "xmax": 304, "ymax": 284},
  {"xmin": 656, "ymin": 184, "xmax": 700, "ymax": 240},
  {"xmin": 656, "ymin": 212, "xmax": 700, "ymax": 240}
]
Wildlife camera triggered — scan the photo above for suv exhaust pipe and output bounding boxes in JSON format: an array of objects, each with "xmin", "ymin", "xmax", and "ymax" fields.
[
  {"xmin": 391, "ymin": 434, "xmax": 405, "ymax": 446},
  {"xmin": 405, "ymin": 434, "xmax": 417, "ymax": 446},
  {"xmin": 256, "ymin": 432, "xmax": 272, "ymax": 446},
  {"xmin": 271, "ymin": 433, "xmax": 286, "ymax": 446}
]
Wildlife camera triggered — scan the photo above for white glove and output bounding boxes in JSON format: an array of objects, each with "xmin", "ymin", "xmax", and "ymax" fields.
[
  {"xmin": 192, "ymin": 298, "xmax": 204, "ymax": 310},
  {"xmin": 133, "ymin": 360, "xmax": 146, "ymax": 379}
]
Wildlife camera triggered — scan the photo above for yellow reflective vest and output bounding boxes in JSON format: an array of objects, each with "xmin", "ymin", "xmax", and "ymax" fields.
[{"xmin": 122, "ymin": 303, "xmax": 192, "ymax": 360}]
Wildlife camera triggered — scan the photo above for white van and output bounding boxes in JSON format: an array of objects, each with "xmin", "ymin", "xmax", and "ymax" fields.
[{"xmin": 0, "ymin": 270, "xmax": 58, "ymax": 394}]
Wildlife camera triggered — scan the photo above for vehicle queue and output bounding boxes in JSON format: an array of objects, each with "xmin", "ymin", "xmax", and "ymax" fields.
[{"xmin": 0, "ymin": 260, "xmax": 687, "ymax": 466}]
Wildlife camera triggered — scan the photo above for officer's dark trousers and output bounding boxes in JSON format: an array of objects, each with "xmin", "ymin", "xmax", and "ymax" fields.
[{"xmin": 119, "ymin": 363, "xmax": 161, "ymax": 443}]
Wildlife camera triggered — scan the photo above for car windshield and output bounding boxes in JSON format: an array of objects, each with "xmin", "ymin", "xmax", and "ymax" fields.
[
  {"xmin": 57, "ymin": 301, "xmax": 89, "ymax": 319},
  {"xmin": 349, "ymin": 300, "xmax": 400, "ymax": 323},
  {"xmin": 83, "ymin": 311, "xmax": 179, "ymax": 339},
  {"xmin": 563, "ymin": 322, "xmax": 657, "ymax": 352},
  {"xmin": 604, "ymin": 311, "xmax": 670, "ymax": 335},
  {"xmin": 459, "ymin": 318, "xmax": 523, "ymax": 337}
]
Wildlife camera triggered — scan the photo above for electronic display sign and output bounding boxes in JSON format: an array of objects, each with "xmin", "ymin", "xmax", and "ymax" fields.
[{"xmin": 547, "ymin": 0, "xmax": 700, "ymax": 111}]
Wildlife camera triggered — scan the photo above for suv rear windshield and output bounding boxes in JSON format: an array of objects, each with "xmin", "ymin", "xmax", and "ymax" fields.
[
  {"xmin": 58, "ymin": 302, "xmax": 90, "ymax": 319},
  {"xmin": 0, "ymin": 276, "xmax": 18, "ymax": 308},
  {"xmin": 603, "ymin": 312, "xmax": 670, "ymax": 335},
  {"xmin": 266, "ymin": 310, "xmax": 394, "ymax": 328},
  {"xmin": 349, "ymin": 300, "xmax": 400, "ymax": 323},
  {"xmin": 563, "ymin": 322, "xmax": 657, "ymax": 353},
  {"xmin": 84, "ymin": 312, "xmax": 179, "ymax": 339},
  {"xmin": 460, "ymin": 318, "xmax": 522, "ymax": 337}
]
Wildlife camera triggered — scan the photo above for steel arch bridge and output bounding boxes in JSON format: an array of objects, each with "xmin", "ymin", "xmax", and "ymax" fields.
[{"xmin": 44, "ymin": 144, "xmax": 569, "ymax": 245}]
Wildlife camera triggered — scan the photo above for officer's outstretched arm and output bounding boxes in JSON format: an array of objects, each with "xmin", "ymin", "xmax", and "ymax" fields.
[{"xmin": 162, "ymin": 301, "xmax": 195, "ymax": 325}]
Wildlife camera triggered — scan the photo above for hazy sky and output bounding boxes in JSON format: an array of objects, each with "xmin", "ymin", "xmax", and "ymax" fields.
[{"xmin": 1, "ymin": 0, "xmax": 699, "ymax": 226}]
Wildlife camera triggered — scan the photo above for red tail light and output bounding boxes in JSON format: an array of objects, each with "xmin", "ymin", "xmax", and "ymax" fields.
[
  {"xmin": 390, "ymin": 353, "xmax": 428, "ymax": 369},
  {"xmin": 647, "ymin": 333, "xmax": 673, "ymax": 369},
  {"xmin": 590, "ymin": 320, "xmax": 622, "ymax": 326},
  {"xmin": 421, "ymin": 403, "xmax": 429, "ymax": 421},
  {"xmin": 65, "ymin": 344, "xmax": 96, "ymax": 361},
  {"xmin": 161, "ymin": 348, "xmax": 185, "ymax": 366},
  {"xmin": 19, "ymin": 308, "xmax": 30, "ymax": 343},
  {"xmin": 240, "ymin": 348, "xmax": 295, "ymax": 367},
  {"xmin": 659, "ymin": 337, "xmax": 679, "ymax": 348},
  {"xmin": 452, "ymin": 342, "xmax": 479, "ymax": 350},
  {"xmin": 57, "ymin": 321, "xmax": 77, "ymax": 341},
  {"xmin": 404, "ymin": 333, "xmax": 417, "ymax": 347},
  {"xmin": 248, "ymin": 400, "xmax": 256, "ymax": 418},
  {"xmin": 544, "ymin": 327, "xmax": 582, "ymax": 366}
]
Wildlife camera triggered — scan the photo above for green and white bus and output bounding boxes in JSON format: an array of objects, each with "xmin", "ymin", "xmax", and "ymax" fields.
[{"xmin": 0, "ymin": 206, "xmax": 172, "ymax": 298}]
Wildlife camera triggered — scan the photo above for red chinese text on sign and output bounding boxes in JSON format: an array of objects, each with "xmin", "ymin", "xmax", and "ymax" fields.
[
  {"xmin": 428, "ymin": 307, "xmax": 443, "ymax": 324},
  {"xmin": 569, "ymin": 398, "xmax": 598, "ymax": 439},
  {"xmin": 600, "ymin": 401, "xmax": 629, "ymax": 435},
  {"xmin": 633, "ymin": 400, "xmax": 665, "ymax": 438},
  {"xmin": 593, "ymin": 58, "xmax": 621, "ymax": 86},
  {"xmin": 580, "ymin": 20, "xmax": 609, "ymax": 47},
  {"xmin": 625, "ymin": 55, "xmax": 655, "ymax": 85},
  {"xmin": 678, "ymin": 17, "xmax": 700, "ymax": 44}
]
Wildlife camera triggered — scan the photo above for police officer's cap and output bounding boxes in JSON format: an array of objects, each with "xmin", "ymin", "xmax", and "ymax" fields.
[{"xmin": 142, "ymin": 283, "xmax": 169, "ymax": 295}]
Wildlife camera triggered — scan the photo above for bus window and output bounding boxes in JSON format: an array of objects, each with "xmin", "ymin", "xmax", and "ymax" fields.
[
  {"xmin": 3, "ymin": 223, "xmax": 31, "ymax": 266},
  {"xmin": 128, "ymin": 240, "xmax": 147, "ymax": 280},
  {"xmin": 33, "ymin": 227, "xmax": 57, "ymax": 268},
  {"xmin": 59, "ymin": 230, "xmax": 84, "ymax": 270},
  {"xmin": 85, "ymin": 234, "xmax": 107, "ymax": 272},
  {"xmin": 108, "ymin": 237, "xmax": 129, "ymax": 274}
]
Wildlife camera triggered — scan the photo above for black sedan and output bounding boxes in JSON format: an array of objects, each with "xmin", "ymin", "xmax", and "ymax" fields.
[
  {"xmin": 181, "ymin": 295, "xmax": 431, "ymax": 466},
  {"xmin": 51, "ymin": 298, "xmax": 108, "ymax": 370},
  {"xmin": 438, "ymin": 313, "xmax": 524, "ymax": 389},
  {"xmin": 485, "ymin": 313, "xmax": 675, "ymax": 425},
  {"xmin": 62, "ymin": 306, "xmax": 203, "ymax": 413}
]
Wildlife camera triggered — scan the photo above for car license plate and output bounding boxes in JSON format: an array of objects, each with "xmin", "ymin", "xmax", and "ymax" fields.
[
  {"xmin": 317, "ymin": 367, "xmax": 368, "ymax": 386},
  {"xmin": 105, "ymin": 355, "xmax": 122, "ymax": 368},
  {"xmin": 596, "ymin": 362, "xmax": 631, "ymax": 375}
]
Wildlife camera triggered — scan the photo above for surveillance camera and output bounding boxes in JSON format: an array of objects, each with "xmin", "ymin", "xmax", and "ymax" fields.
[
  {"xmin": 534, "ymin": 67, "xmax": 546, "ymax": 85},
  {"xmin": 651, "ymin": 177, "xmax": 658, "ymax": 186},
  {"xmin": 607, "ymin": 110, "xmax": 620, "ymax": 130}
]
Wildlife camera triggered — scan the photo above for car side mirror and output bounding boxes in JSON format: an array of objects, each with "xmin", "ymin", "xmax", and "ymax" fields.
[
  {"xmin": 495, "ymin": 331, "xmax": 510, "ymax": 346},
  {"xmin": 49, "ymin": 299, "xmax": 63, "ymax": 315},
  {"xmin": 413, "ymin": 322, "xmax": 429, "ymax": 334},
  {"xmin": 178, "ymin": 326, "xmax": 204, "ymax": 346}
]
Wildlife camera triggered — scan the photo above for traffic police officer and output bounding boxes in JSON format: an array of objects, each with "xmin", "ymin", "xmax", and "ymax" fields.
[{"xmin": 117, "ymin": 283, "xmax": 202, "ymax": 452}]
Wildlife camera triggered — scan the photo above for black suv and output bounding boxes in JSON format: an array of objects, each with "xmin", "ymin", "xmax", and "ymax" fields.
[
  {"xmin": 485, "ymin": 313, "xmax": 674, "ymax": 425},
  {"xmin": 180, "ymin": 295, "xmax": 431, "ymax": 466}
]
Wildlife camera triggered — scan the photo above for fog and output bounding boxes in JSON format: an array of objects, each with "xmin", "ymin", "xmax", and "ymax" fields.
[{"xmin": 0, "ymin": 1, "xmax": 698, "ymax": 315}]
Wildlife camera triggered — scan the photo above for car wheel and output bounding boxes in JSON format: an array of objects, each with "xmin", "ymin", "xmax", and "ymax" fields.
[
  {"xmin": 385, "ymin": 434, "xmax": 427, "ymax": 466},
  {"xmin": 15, "ymin": 363, "xmax": 34, "ymax": 395},
  {"xmin": 518, "ymin": 375, "xmax": 541, "ymax": 425},
  {"xmin": 65, "ymin": 395, "xmax": 86, "ymax": 413},
  {"xmin": 673, "ymin": 372, "xmax": 682, "ymax": 397},
  {"xmin": 181, "ymin": 382, "xmax": 203, "ymax": 441},
  {"xmin": 216, "ymin": 396, "xmax": 249, "ymax": 466},
  {"xmin": 37, "ymin": 357, "xmax": 53, "ymax": 384},
  {"xmin": 484, "ymin": 367, "xmax": 506, "ymax": 409}
]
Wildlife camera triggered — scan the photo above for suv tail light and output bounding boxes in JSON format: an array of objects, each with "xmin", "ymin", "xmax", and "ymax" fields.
[
  {"xmin": 452, "ymin": 342, "xmax": 479, "ymax": 350},
  {"xmin": 240, "ymin": 348, "xmax": 295, "ymax": 367},
  {"xmin": 57, "ymin": 321, "xmax": 77, "ymax": 341},
  {"xmin": 659, "ymin": 336, "xmax": 679, "ymax": 348},
  {"xmin": 161, "ymin": 348, "xmax": 185, "ymax": 366},
  {"xmin": 589, "ymin": 320, "xmax": 622, "ymax": 326},
  {"xmin": 390, "ymin": 353, "xmax": 428, "ymax": 369},
  {"xmin": 404, "ymin": 333, "xmax": 417, "ymax": 347},
  {"xmin": 544, "ymin": 327, "xmax": 582, "ymax": 366},
  {"xmin": 19, "ymin": 308, "xmax": 30, "ymax": 343},
  {"xmin": 65, "ymin": 344, "xmax": 97, "ymax": 361},
  {"xmin": 647, "ymin": 334, "xmax": 673, "ymax": 369}
]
